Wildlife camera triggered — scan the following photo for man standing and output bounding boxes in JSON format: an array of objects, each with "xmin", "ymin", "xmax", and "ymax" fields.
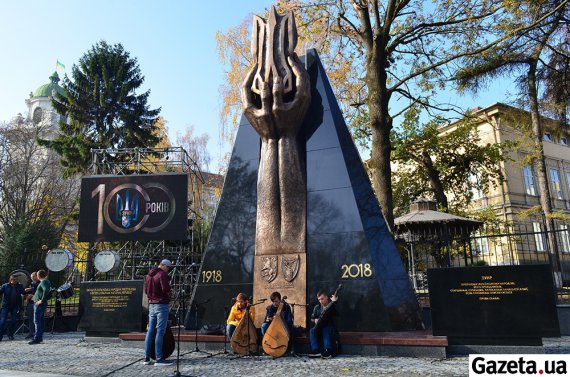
[
  {"xmin": 24, "ymin": 271, "xmax": 39, "ymax": 339},
  {"xmin": 0, "ymin": 274, "xmax": 25, "ymax": 341},
  {"xmin": 29, "ymin": 270, "xmax": 51, "ymax": 345},
  {"xmin": 309, "ymin": 289, "xmax": 338, "ymax": 359},
  {"xmin": 143, "ymin": 259, "xmax": 173, "ymax": 367}
]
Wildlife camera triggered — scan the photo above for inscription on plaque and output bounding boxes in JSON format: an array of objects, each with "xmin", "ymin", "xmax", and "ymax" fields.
[
  {"xmin": 428, "ymin": 265, "xmax": 559, "ymax": 341},
  {"xmin": 79, "ymin": 280, "xmax": 144, "ymax": 334}
]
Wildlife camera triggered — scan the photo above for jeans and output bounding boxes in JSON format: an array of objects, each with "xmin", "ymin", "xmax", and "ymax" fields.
[
  {"xmin": 144, "ymin": 304, "xmax": 169, "ymax": 360},
  {"xmin": 226, "ymin": 324, "xmax": 236, "ymax": 339},
  {"xmin": 309, "ymin": 324, "xmax": 335, "ymax": 353},
  {"xmin": 33, "ymin": 303, "xmax": 46, "ymax": 342},
  {"xmin": 0, "ymin": 306, "xmax": 18, "ymax": 338},
  {"xmin": 26, "ymin": 303, "xmax": 35, "ymax": 337},
  {"xmin": 260, "ymin": 322, "xmax": 270, "ymax": 335}
]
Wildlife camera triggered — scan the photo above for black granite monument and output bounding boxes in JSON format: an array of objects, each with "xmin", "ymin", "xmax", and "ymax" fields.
[{"xmin": 190, "ymin": 50, "xmax": 423, "ymax": 332}]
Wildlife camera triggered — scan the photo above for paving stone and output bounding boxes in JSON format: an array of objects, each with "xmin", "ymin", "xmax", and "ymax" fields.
[{"xmin": 0, "ymin": 333, "xmax": 567, "ymax": 376}]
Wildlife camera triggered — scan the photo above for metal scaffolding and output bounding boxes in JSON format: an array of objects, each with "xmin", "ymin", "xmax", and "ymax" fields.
[{"xmin": 88, "ymin": 147, "xmax": 205, "ymax": 319}]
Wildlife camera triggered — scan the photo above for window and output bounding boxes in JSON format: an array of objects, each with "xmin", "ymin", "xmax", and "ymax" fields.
[
  {"xmin": 560, "ymin": 224, "xmax": 570, "ymax": 253},
  {"xmin": 544, "ymin": 132, "xmax": 553, "ymax": 141},
  {"xmin": 523, "ymin": 166, "xmax": 537, "ymax": 196},
  {"xmin": 561, "ymin": 137, "xmax": 568, "ymax": 146},
  {"xmin": 472, "ymin": 231, "xmax": 490, "ymax": 256},
  {"xmin": 550, "ymin": 168, "xmax": 563, "ymax": 199},
  {"xmin": 567, "ymin": 172, "xmax": 570, "ymax": 200},
  {"xmin": 533, "ymin": 222, "xmax": 546, "ymax": 252},
  {"xmin": 469, "ymin": 174, "xmax": 483, "ymax": 200}
]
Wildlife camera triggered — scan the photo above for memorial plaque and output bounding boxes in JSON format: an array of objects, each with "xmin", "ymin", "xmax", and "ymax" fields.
[
  {"xmin": 78, "ymin": 173, "xmax": 188, "ymax": 242},
  {"xmin": 428, "ymin": 265, "xmax": 560, "ymax": 342},
  {"xmin": 78, "ymin": 280, "xmax": 144, "ymax": 334}
]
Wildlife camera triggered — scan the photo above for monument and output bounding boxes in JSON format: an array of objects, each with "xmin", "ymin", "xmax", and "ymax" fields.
[{"xmin": 190, "ymin": 6, "xmax": 423, "ymax": 332}]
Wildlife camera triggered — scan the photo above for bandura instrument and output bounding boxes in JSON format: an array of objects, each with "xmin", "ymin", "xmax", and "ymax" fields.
[
  {"xmin": 262, "ymin": 300, "xmax": 290, "ymax": 357},
  {"xmin": 149, "ymin": 326, "xmax": 175, "ymax": 360},
  {"xmin": 313, "ymin": 284, "xmax": 342, "ymax": 334},
  {"xmin": 231, "ymin": 307, "xmax": 258, "ymax": 355}
]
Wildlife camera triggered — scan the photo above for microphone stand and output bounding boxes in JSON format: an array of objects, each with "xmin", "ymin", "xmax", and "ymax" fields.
[
  {"xmin": 187, "ymin": 299, "xmax": 213, "ymax": 357},
  {"xmin": 171, "ymin": 288, "xmax": 195, "ymax": 377},
  {"xmin": 209, "ymin": 304, "xmax": 230, "ymax": 357},
  {"xmin": 289, "ymin": 302, "xmax": 309, "ymax": 360}
]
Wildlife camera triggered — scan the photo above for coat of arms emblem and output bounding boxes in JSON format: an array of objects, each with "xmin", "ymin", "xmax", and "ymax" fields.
[
  {"xmin": 282, "ymin": 254, "xmax": 300, "ymax": 282},
  {"xmin": 260, "ymin": 256, "xmax": 278, "ymax": 283}
]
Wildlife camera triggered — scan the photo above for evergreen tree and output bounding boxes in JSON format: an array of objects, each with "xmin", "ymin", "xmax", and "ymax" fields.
[{"xmin": 42, "ymin": 41, "xmax": 161, "ymax": 176}]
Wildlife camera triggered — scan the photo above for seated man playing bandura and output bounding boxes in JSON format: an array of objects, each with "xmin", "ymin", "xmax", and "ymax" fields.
[
  {"xmin": 309, "ymin": 289, "xmax": 338, "ymax": 359},
  {"xmin": 261, "ymin": 291, "xmax": 292, "ymax": 335},
  {"xmin": 226, "ymin": 293, "xmax": 255, "ymax": 339}
]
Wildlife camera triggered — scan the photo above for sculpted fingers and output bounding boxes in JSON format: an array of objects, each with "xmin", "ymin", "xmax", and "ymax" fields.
[
  {"xmin": 241, "ymin": 65, "xmax": 258, "ymax": 111},
  {"xmin": 260, "ymin": 81, "xmax": 272, "ymax": 114},
  {"xmin": 288, "ymin": 54, "xmax": 311, "ymax": 103},
  {"xmin": 272, "ymin": 76, "xmax": 284, "ymax": 111}
]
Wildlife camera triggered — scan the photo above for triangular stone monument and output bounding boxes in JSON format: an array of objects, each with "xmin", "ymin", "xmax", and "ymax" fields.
[{"xmin": 190, "ymin": 50, "xmax": 423, "ymax": 332}]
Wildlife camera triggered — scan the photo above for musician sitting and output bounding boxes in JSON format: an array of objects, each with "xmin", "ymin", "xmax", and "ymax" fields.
[
  {"xmin": 309, "ymin": 289, "xmax": 338, "ymax": 359},
  {"xmin": 226, "ymin": 293, "xmax": 255, "ymax": 340},
  {"xmin": 261, "ymin": 291, "xmax": 292, "ymax": 336}
]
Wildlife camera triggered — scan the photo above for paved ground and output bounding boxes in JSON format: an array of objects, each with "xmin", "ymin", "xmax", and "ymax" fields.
[{"xmin": 0, "ymin": 333, "xmax": 568, "ymax": 377}]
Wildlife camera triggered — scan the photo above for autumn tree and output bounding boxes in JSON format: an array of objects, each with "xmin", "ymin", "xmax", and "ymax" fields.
[
  {"xmin": 454, "ymin": 0, "xmax": 569, "ymax": 271},
  {"xmin": 42, "ymin": 41, "xmax": 162, "ymax": 176},
  {"xmin": 391, "ymin": 108, "xmax": 513, "ymax": 216},
  {"xmin": 217, "ymin": 0, "xmax": 545, "ymax": 229},
  {"xmin": 0, "ymin": 116, "xmax": 78, "ymax": 265}
]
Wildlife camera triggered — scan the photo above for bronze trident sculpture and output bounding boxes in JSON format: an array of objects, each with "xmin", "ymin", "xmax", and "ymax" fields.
[
  {"xmin": 241, "ymin": 6, "xmax": 311, "ymax": 256},
  {"xmin": 243, "ymin": 6, "xmax": 311, "ymax": 326}
]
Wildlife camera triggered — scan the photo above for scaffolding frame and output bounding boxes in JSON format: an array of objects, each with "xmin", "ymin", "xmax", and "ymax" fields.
[{"xmin": 87, "ymin": 147, "xmax": 205, "ymax": 319}]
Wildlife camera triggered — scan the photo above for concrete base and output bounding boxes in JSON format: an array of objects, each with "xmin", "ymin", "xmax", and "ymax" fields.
[
  {"xmin": 557, "ymin": 305, "xmax": 570, "ymax": 335},
  {"xmin": 119, "ymin": 330, "xmax": 448, "ymax": 358},
  {"xmin": 447, "ymin": 345, "xmax": 544, "ymax": 356}
]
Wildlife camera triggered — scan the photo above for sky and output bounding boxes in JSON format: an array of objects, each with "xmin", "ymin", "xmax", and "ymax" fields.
[{"xmin": 0, "ymin": 1, "xmax": 516, "ymax": 172}]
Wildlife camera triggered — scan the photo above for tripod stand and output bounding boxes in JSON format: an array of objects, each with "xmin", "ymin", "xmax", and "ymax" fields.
[
  {"xmin": 208, "ymin": 305, "xmax": 230, "ymax": 357},
  {"xmin": 289, "ymin": 302, "xmax": 308, "ymax": 359},
  {"xmin": 172, "ymin": 289, "xmax": 195, "ymax": 377},
  {"xmin": 14, "ymin": 303, "xmax": 30, "ymax": 337},
  {"xmin": 186, "ymin": 299, "xmax": 213, "ymax": 357}
]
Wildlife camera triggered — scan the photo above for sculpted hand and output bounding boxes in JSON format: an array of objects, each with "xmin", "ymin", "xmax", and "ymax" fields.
[
  {"xmin": 242, "ymin": 65, "xmax": 277, "ymax": 140},
  {"xmin": 241, "ymin": 53, "xmax": 310, "ymax": 140}
]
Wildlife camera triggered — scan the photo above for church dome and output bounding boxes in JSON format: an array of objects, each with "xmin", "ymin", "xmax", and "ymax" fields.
[{"xmin": 33, "ymin": 72, "xmax": 65, "ymax": 98}]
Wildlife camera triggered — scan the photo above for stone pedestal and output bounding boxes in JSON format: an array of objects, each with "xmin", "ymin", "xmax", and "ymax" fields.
[{"xmin": 253, "ymin": 253, "xmax": 306, "ymax": 327}]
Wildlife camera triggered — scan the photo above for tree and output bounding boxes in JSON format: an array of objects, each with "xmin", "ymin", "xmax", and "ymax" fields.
[
  {"xmin": 176, "ymin": 126, "xmax": 212, "ymax": 173},
  {"xmin": 454, "ymin": 0, "xmax": 569, "ymax": 274},
  {"xmin": 391, "ymin": 108, "xmax": 513, "ymax": 216},
  {"xmin": 42, "ymin": 41, "xmax": 161, "ymax": 176},
  {"xmin": 0, "ymin": 116, "xmax": 78, "ymax": 264},
  {"xmin": 217, "ymin": 0, "xmax": 543, "ymax": 229}
]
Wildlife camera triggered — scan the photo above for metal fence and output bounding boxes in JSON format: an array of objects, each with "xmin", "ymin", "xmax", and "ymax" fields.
[{"xmin": 396, "ymin": 219, "xmax": 570, "ymax": 305}]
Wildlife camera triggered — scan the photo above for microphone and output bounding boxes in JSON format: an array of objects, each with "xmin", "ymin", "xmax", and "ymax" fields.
[
  {"xmin": 258, "ymin": 298, "xmax": 267, "ymax": 302},
  {"xmin": 282, "ymin": 296, "xmax": 288, "ymax": 300}
]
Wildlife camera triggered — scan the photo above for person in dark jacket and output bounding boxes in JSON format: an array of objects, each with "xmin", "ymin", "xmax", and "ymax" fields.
[
  {"xmin": 143, "ymin": 259, "xmax": 173, "ymax": 367},
  {"xmin": 309, "ymin": 289, "xmax": 338, "ymax": 359},
  {"xmin": 0, "ymin": 274, "xmax": 25, "ymax": 341},
  {"xmin": 261, "ymin": 291, "xmax": 293, "ymax": 336},
  {"xmin": 24, "ymin": 271, "xmax": 39, "ymax": 339}
]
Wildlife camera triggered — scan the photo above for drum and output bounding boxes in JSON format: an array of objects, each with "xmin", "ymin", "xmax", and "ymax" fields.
[
  {"xmin": 57, "ymin": 283, "xmax": 75, "ymax": 299},
  {"xmin": 94, "ymin": 250, "xmax": 120, "ymax": 273},
  {"xmin": 9, "ymin": 269, "xmax": 31, "ymax": 288},
  {"xmin": 45, "ymin": 249, "xmax": 73, "ymax": 272}
]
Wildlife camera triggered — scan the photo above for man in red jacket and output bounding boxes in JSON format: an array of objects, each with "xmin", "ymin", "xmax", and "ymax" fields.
[{"xmin": 143, "ymin": 259, "xmax": 173, "ymax": 366}]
